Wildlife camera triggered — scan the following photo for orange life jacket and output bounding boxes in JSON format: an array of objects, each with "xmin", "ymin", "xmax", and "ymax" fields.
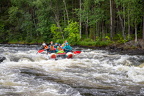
[
  {"xmin": 50, "ymin": 45, "xmax": 55, "ymax": 50},
  {"xmin": 44, "ymin": 45, "xmax": 48, "ymax": 49},
  {"xmin": 57, "ymin": 47, "xmax": 63, "ymax": 51}
]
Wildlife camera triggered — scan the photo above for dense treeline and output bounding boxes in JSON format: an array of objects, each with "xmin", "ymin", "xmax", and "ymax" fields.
[{"xmin": 0, "ymin": 0, "xmax": 144, "ymax": 46}]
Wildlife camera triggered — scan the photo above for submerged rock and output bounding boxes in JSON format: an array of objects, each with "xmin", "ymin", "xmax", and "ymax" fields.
[{"xmin": 0, "ymin": 57, "xmax": 6, "ymax": 63}]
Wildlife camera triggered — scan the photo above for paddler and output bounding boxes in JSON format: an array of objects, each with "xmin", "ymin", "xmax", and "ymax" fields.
[
  {"xmin": 62, "ymin": 40, "xmax": 72, "ymax": 53},
  {"xmin": 56, "ymin": 46, "xmax": 65, "ymax": 53},
  {"xmin": 40, "ymin": 42, "xmax": 48, "ymax": 50},
  {"xmin": 48, "ymin": 41, "xmax": 55, "ymax": 53}
]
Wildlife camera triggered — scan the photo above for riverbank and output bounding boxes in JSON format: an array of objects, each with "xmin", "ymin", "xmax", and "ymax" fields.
[{"xmin": 79, "ymin": 39, "xmax": 144, "ymax": 55}]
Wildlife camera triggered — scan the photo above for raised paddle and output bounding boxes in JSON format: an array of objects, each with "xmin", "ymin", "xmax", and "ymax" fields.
[{"xmin": 73, "ymin": 51, "xmax": 81, "ymax": 54}]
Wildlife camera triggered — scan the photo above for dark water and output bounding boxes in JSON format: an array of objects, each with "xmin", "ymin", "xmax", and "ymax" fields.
[{"xmin": 0, "ymin": 44, "xmax": 144, "ymax": 96}]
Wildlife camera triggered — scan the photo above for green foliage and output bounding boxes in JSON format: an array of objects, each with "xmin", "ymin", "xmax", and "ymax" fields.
[
  {"xmin": 0, "ymin": 23, "xmax": 7, "ymax": 42},
  {"xmin": 0, "ymin": 0, "xmax": 143, "ymax": 46},
  {"xmin": 94, "ymin": 0, "xmax": 106, "ymax": 3},
  {"xmin": 94, "ymin": 36, "xmax": 112, "ymax": 46},
  {"xmin": 78, "ymin": 40, "xmax": 112, "ymax": 47},
  {"xmin": 8, "ymin": 6, "xmax": 18, "ymax": 22},
  {"xmin": 78, "ymin": 41, "xmax": 96, "ymax": 46},
  {"xmin": 89, "ymin": 27, "xmax": 96, "ymax": 40},
  {"xmin": 0, "ymin": 23, "xmax": 4, "ymax": 33},
  {"xmin": 55, "ymin": 39, "xmax": 65, "ymax": 45},
  {"xmin": 35, "ymin": 0, "xmax": 53, "ymax": 42},
  {"xmin": 83, "ymin": 38, "xmax": 94, "ymax": 42},
  {"xmin": 64, "ymin": 21, "xmax": 80, "ymax": 44},
  {"xmin": 77, "ymin": 37, "xmax": 112, "ymax": 47},
  {"xmin": 105, "ymin": 36, "xmax": 111, "ymax": 41},
  {"xmin": 95, "ymin": 39, "xmax": 112, "ymax": 46},
  {"xmin": 114, "ymin": 34, "xmax": 128, "ymax": 43},
  {"xmin": 50, "ymin": 24, "xmax": 62, "ymax": 40}
]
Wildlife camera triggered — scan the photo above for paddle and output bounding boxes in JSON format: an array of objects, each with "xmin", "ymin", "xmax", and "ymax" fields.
[
  {"xmin": 73, "ymin": 51, "xmax": 81, "ymax": 54},
  {"xmin": 37, "ymin": 49, "xmax": 44, "ymax": 53}
]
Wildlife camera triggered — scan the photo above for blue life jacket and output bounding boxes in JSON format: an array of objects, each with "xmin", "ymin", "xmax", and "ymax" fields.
[{"xmin": 63, "ymin": 43, "xmax": 72, "ymax": 53}]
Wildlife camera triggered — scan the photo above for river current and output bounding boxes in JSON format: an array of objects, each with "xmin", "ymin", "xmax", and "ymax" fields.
[{"xmin": 0, "ymin": 44, "xmax": 144, "ymax": 96}]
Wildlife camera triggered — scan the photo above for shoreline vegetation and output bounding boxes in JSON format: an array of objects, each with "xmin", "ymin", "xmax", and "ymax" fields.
[{"xmin": 1, "ymin": 39, "xmax": 144, "ymax": 55}]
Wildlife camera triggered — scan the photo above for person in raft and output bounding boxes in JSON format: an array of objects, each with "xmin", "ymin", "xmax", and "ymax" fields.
[
  {"xmin": 47, "ymin": 41, "xmax": 56, "ymax": 53},
  {"xmin": 54, "ymin": 43, "xmax": 59, "ymax": 49},
  {"xmin": 62, "ymin": 40, "xmax": 72, "ymax": 53},
  {"xmin": 40, "ymin": 42, "xmax": 48, "ymax": 50},
  {"xmin": 56, "ymin": 46, "xmax": 65, "ymax": 54}
]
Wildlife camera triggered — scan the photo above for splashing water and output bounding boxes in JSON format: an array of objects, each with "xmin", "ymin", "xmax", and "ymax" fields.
[{"xmin": 0, "ymin": 44, "xmax": 144, "ymax": 96}]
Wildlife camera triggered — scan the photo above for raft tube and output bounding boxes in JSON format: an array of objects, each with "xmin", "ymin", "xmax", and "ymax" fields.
[
  {"xmin": 49, "ymin": 53, "xmax": 57, "ymax": 59},
  {"xmin": 66, "ymin": 52, "xmax": 73, "ymax": 58},
  {"xmin": 49, "ymin": 52, "xmax": 73, "ymax": 59}
]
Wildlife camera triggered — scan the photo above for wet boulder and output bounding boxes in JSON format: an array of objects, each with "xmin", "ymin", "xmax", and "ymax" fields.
[{"xmin": 0, "ymin": 57, "xmax": 6, "ymax": 63}]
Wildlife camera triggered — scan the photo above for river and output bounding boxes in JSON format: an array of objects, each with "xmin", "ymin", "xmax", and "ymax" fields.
[{"xmin": 0, "ymin": 44, "xmax": 144, "ymax": 96}]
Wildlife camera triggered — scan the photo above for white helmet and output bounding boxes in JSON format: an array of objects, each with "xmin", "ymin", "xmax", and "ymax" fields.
[{"xmin": 42, "ymin": 43, "xmax": 46, "ymax": 46}]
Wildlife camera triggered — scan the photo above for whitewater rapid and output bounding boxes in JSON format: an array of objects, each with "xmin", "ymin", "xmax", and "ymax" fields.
[{"xmin": 0, "ymin": 44, "xmax": 144, "ymax": 96}]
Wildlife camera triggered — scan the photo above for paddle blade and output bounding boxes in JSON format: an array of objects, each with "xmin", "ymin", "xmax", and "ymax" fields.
[
  {"xmin": 38, "ymin": 50, "xmax": 44, "ymax": 53},
  {"xmin": 73, "ymin": 51, "xmax": 81, "ymax": 54}
]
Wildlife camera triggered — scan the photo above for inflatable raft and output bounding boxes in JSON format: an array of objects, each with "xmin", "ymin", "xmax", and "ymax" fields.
[
  {"xmin": 49, "ymin": 52, "xmax": 73, "ymax": 59},
  {"xmin": 37, "ymin": 50, "xmax": 81, "ymax": 59}
]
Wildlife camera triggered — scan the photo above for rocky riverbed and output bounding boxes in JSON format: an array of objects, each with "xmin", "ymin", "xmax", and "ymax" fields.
[{"xmin": 107, "ymin": 39, "xmax": 144, "ymax": 55}]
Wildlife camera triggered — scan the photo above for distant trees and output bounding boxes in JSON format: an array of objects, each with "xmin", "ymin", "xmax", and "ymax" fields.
[
  {"xmin": 142, "ymin": 0, "xmax": 144, "ymax": 39},
  {"xmin": 0, "ymin": 0, "xmax": 144, "ymax": 44},
  {"xmin": 115, "ymin": 0, "xmax": 143, "ymax": 42}
]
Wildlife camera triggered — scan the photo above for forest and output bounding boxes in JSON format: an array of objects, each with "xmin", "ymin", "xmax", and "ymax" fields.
[{"xmin": 0, "ymin": 0, "xmax": 144, "ymax": 47}]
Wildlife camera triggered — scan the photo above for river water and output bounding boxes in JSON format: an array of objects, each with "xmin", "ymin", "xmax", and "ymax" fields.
[{"xmin": 0, "ymin": 44, "xmax": 144, "ymax": 96}]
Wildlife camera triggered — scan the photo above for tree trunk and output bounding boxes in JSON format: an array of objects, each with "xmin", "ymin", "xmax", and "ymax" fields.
[
  {"xmin": 79, "ymin": 0, "xmax": 82, "ymax": 39},
  {"xmin": 117, "ymin": 8, "xmax": 125, "ymax": 40},
  {"xmin": 102, "ymin": 22, "xmax": 105, "ymax": 40},
  {"xmin": 54, "ymin": 16, "xmax": 64, "ymax": 39},
  {"xmin": 63, "ymin": 10, "xmax": 66, "ymax": 26},
  {"xmin": 86, "ymin": 16, "xmax": 89, "ymax": 38},
  {"xmin": 110, "ymin": 0, "xmax": 113, "ymax": 40},
  {"xmin": 128, "ymin": 9, "xmax": 131, "ymax": 40},
  {"xmin": 142, "ymin": 0, "xmax": 144, "ymax": 40},
  {"xmin": 143, "ymin": 16, "xmax": 144, "ymax": 39},
  {"xmin": 135, "ymin": 19, "xmax": 138, "ymax": 42},
  {"xmin": 123, "ymin": 5, "xmax": 126, "ymax": 40},
  {"xmin": 63, "ymin": 0, "xmax": 69, "ymax": 24}
]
